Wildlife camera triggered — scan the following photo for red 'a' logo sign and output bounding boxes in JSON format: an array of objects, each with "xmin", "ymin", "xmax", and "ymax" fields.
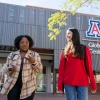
[{"xmin": 86, "ymin": 19, "xmax": 100, "ymax": 38}]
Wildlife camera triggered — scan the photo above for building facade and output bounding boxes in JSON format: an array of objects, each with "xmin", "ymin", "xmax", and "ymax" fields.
[{"xmin": 0, "ymin": 3, "xmax": 100, "ymax": 93}]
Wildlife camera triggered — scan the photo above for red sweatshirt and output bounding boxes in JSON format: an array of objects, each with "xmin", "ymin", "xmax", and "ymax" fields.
[{"xmin": 58, "ymin": 46, "xmax": 97, "ymax": 91}]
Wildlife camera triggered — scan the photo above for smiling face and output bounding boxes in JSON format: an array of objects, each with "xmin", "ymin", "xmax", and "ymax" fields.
[
  {"xmin": 66, "ymin": 30, "xmax": 73, "ymax": 42},
  {"xmin": 19, "ymin": 37, "xmax": 29, "ymax": 52}
]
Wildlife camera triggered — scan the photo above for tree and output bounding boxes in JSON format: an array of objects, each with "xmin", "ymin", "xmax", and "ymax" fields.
[{"xmin": 48, "ymin": 0, "xmax": 100, "ymax": 40}]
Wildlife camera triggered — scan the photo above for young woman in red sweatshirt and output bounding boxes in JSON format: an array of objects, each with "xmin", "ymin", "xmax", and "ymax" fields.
[{"xmin": 58, "ymin": 28, "xmax": 97, "ymax": 100}]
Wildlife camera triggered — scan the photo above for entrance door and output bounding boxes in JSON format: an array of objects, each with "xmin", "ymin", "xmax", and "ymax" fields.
[{"xmin": 36, "ymin": 60, "xmax": 53, "ymax": 93}]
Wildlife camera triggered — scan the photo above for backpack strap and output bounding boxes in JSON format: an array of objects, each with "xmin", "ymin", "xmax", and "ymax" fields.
[{"xmin": 11, "ymin": 52, "xmax": 17, "ymax": 59}]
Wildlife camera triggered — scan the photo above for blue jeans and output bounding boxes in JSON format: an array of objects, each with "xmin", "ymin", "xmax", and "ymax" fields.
[{"xmin": 64, "ymin": 85, "xmax": 88, "ymax": 100}]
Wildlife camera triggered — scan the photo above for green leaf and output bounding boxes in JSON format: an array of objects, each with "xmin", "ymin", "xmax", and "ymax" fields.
[
  {"xmin": 48, "ymin": 32, "xmax": 53, "ymax": 37},
  {"xmin": 71, "ymin": 11, "xmax": 76, "ymax": 15},
  {"xmin": 50, "ymin": 35, "xmax": 56, "ymax": 40}
]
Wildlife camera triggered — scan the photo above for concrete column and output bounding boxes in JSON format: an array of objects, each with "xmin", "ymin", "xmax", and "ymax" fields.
[
  {"xmin": 46, "ymin": 66, "xmax": 51, "ymax": 93},
  {"xmin": 53, "ymin": 69, "xmax": 57, "ymax": 94}
]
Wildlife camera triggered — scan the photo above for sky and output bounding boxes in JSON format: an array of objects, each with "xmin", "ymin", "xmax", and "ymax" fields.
[{"xmin": 0, "ymin": 0, "xmax": 100, "ymax": 16}]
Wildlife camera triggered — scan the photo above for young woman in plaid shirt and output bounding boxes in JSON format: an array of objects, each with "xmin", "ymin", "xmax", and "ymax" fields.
[{"xmin": 1, "ymin": 35, "xmax": 43, "ymax": 100}]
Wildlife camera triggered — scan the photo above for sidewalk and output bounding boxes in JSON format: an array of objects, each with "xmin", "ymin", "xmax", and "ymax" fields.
[{"xmin": 0, "ymin": 93, "xmax": 100, "ymax": 100}]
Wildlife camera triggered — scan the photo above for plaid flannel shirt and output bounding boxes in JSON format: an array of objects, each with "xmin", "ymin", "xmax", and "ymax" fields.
[{"xmin": 0, "ymin": 50, "xmax": 43, "ymax": 99}]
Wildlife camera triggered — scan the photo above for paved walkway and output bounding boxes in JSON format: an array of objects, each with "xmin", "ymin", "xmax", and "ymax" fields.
[{"xmin": 0, "ymin": 93, "xmax": 100, "ymax": 100}]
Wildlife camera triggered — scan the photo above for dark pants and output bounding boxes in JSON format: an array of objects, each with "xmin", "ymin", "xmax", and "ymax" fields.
[
  {"xmin": 21, "ymin": 91, "xmax": 35, "ymax": 100},
  {"xmin": 7, "ymin": 87, "xmax": 35, "ymax": 100}
]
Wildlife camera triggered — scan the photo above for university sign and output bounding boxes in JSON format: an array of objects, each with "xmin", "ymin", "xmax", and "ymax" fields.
[
  {"xmin": 85, "ymin": 19, "xmax": 100, "ymax": 54},
  {"xmin": 86, "ymin": 19, "xmax": 100, "ymax": 38},
  {"xmin": 88, "ymin": 42, "xmax": 100, "ymax": 54}
]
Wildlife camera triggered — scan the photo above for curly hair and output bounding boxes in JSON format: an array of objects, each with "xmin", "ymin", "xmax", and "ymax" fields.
[{"xmin": 14, "ymin": 35, "xmax": 34, "ymax": 50}]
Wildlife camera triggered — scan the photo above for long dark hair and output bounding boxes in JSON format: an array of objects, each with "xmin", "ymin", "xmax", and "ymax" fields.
[{"xmin": 68, "ymin": 28, "xmax": 85, "ymax": 59}]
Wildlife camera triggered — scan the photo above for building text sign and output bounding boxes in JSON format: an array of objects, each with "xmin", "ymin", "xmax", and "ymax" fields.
[{"xmin": 88, "ymin": 42, "xmax": 100, "ymax": 54}]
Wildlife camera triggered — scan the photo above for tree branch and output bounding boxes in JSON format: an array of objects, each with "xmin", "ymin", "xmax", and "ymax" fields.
[{"xmin": 66, "ymin": 0, "xmax": 91, "ymax": 16}]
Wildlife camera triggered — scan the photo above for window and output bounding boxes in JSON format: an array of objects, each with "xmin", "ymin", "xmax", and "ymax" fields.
[
  {"xmin": 9, "ymin": 7, "xmax": 14, "ymax": 21},
  {"xmin": 20, "ymin": 9, "xmax": 25, "ymax": 23}
]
